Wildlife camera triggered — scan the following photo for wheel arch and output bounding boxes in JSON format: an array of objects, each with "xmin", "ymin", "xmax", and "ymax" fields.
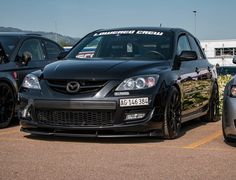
[
  {"xmin": 172, "ymin": 83, "xmax": 181, "ymax": 96},
  {"xmin": 0, "ymin": 76, "xmax": 18, "ymax": 100},
  {"xmin": 0, "ymin": 76, "xmax": 18, "ymax": 127},
  {"xmin": 151, "ymin": 79, "xmax": 182, "ymax": 128},
  {"xmin": 152, "ymin": 80, "xmax": 182, "ymax": 112}
]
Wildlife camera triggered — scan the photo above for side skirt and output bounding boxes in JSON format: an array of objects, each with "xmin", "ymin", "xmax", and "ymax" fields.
[{"xmin": 181, "ymin": 108, "xmax": 208, "ymax": 123}]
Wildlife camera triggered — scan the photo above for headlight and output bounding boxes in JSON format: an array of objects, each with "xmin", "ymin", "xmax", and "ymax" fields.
[
  {"xmin": 231, "ymin": 85, "xmax": 236, "ymax": 97},
  {"xmin": 22, "ymin": 74, "xmax": 41, "ymax": 89},
  {"xmin": 116, "ymin": 75, "xmax": 159, "ymax": 91}
]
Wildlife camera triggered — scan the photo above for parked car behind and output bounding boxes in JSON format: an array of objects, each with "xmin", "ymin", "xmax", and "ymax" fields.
[
  {"xmin": 19, "ymin": 27, "xmax": 219, "ymax": 139},
  {"xmin": 222, "ymin": 57, "xmax": 236, "ymax": 142},
  {"xmin": 0, "ymin": 32, "xmax": 64, "ymax": 128},
  {"xmin": 217, "ymin": 66, "xmax": 236, "ymax": 76}
]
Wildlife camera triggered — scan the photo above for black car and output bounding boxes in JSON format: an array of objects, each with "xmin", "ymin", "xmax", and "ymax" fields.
[
  {"xmin": 216, "ymin": 66, "xmax": 236, "ymax": 76},
  {"xmin": 19, "ymin": 27, "xmax": 219, "ymax": 139},
  {"xmin": 0, "ymin": 32, "xmax": 64, "ymax": 128}
]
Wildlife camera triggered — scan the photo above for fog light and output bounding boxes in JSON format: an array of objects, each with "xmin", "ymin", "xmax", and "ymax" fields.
[
  {"xmin": 26, "ymin": 111, "xmax": 31, "ymax": 118},
  {"xmin": 125, "ymin": 113, "xmax": 146, "ymax": 120},
  {"xmin": 22, "ymin": 106, "xmax": 31, "ymax": 118}
]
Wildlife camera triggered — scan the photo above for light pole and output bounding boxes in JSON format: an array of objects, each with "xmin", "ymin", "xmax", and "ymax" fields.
[{"xmin": 193, "ymin": 11, "xmax": 197, "ymax": 36}]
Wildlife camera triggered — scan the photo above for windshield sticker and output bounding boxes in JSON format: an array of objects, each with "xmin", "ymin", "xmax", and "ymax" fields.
[
  {"xmin": 94, "ymin": 30, "xmax": 164, "ymax": 36},
  {"xmin": 76, "ymin": 51, "xmax": 95, "ymax": 59},
  {"xmin": 136, "ymin": 31, "xmax": 163, "ymax": 36},
  {"xmin": 94, "ymin": 30, "xmax": 135, "ymax": 36}
]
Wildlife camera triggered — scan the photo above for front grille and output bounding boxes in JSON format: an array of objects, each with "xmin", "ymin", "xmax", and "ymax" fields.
[
  {"xmin": 46, "ymin": 79, "xmax": 107, "ymax": 94},
  {"xmin": 35, "ymin": 109, "xmax": 114, "ymax": 127}
]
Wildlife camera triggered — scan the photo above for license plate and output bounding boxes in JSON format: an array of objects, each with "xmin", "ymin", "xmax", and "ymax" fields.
[{"xmin": 120, "ymin": 97, "xmax": 149, "ymax": 107}]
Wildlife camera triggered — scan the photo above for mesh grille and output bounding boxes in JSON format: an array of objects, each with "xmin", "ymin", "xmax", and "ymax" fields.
[{"xmin": 35, "ymin": 109, "xmax": 114, "ymax": 127}]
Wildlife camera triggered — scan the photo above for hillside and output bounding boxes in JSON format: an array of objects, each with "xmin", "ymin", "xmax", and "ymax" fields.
[{"xmin": 0, "ymin": 27, "xmax": 79, "ymax": 46}]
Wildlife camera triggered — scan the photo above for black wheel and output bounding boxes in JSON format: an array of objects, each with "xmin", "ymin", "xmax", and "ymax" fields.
[
  {"xmin": 0, "ymin": 82, "xmax": 15, "ymax": 128},
  {"xmin": 162, "ymin": 87, "xmax": 182, "ymax": 139},
  {"xmin": 204, "ymin": 83, "xmax": 219, "ymax": 122}
]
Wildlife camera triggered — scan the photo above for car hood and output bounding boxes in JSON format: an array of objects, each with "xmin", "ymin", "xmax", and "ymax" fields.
[{"xmin": 42, "ymin": 59, "xmax": 170, "ymax": 80}]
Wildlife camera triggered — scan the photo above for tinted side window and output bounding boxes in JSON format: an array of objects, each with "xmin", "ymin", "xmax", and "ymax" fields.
[
  {"xmin": 189, "ymin": 36, "xmax": 204, "ymax": 59},
  {"xmin": 18, "ymin": 39, "xmax": 45, "ymax": 61},
  {"xmin": 177, "ymin": 35, "xmax": 191, "ymax": 55},
  {"xmin": 0, "ymin": 36, "xmax": 20, "ymax": 57},
  {"xmin": 43, "ymin": 40, "xmax": 62, "ymax": 59}
]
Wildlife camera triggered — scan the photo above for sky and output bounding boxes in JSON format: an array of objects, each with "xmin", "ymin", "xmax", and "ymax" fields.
[{"xmin": 1, "ymin": 0, "xmax": 235, "ymax": 40}]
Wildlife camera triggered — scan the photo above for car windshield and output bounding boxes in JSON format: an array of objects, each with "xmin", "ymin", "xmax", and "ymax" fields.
[
  {"xmin": 0, "ymin": 36, "xmax": 20, "ymax": 57},
  {"xmin": 67, "ymin": 30, "xmax": 173, "ymax": 60}
]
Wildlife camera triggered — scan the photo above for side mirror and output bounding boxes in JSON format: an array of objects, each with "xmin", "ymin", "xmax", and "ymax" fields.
[
  {"xmin": 178, "ymin": 51, "xmax": 198, "ymax": 61},
  {"xmin": 21, "ymin": 52, "xmax": 32, "ymax": 66},
  {"xmin": 233, "ymin": 56, "xmax": 236, "ymax": 64},
  {"xmin": 57, "ymin": 51, "xmax": 68, "ymax": 60}
]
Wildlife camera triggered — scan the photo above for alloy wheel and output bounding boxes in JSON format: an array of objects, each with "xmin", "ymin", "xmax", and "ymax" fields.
[
  {"xmin": 163, "ymin": 87, "xmax": 182, "ymax": 139},
  {"xmin": 0, "ymin": 83, "xmax": 15, "ymax": 128}
]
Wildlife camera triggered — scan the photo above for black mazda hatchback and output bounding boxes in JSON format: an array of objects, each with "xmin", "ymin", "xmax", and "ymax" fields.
[{"xmin": 19, "ymin": 27, "xmax": 219, "ymax": 139}]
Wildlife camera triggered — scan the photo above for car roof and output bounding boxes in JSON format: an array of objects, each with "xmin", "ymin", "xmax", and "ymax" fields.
[
  {"xmin": 94, "ymin": 27, "xmax": 187, "ymax": 34},
  {"xmin": 0, "ymin": 32, "xmax": 41, "ymax": 37}
]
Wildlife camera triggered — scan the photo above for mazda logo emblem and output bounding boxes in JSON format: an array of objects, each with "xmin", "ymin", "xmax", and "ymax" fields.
[{"xmin": 66, "ymin": 81, "xmax": 80, "ymax": 93}]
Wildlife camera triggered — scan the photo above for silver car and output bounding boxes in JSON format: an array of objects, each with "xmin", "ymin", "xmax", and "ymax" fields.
[{"xmin": 222, "ymin": 57, "xmax": 236, "ymax": 142}]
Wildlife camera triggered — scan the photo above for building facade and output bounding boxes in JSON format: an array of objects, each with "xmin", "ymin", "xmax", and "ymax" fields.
[{"xmin": 200, "ymin": 39, "xmax": 236, "ymax": 66}]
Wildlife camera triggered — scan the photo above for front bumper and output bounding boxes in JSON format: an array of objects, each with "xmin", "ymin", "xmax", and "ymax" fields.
[
  {"xmin": 19, "ymin": 93, "xmax": 163, "ymax": 137},
  {"xmin": 222, "ymin": 96, "xmax": 236, "ymax": 138},
  {"xmin": 20, "ymin": 124, "xmax": 162, "ymax": 138}
]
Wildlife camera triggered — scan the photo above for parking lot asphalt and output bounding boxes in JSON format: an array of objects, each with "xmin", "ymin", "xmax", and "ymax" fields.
[{"xmin": 0, "ymin": 119, "xmax": 236, "ymax": 180}]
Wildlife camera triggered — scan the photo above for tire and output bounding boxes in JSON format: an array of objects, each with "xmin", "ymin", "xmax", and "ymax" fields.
[
  {"xmin": 203, "ymin": 83, "xmax": 219, "ymax": 122},
  {"xmin": 0, "ymin": 82, "xmax": 15, "ymax": 128},
  {"xmin": 162, "ymin": 86, "xmax": 182, "ymax": 139},
  {"xmin": 222, "ymin": 118, "xmax": 235, "ymax": 143},
  {"xmin": 222, "ymin": 125, "xmax": 235, "ymax": 143}
]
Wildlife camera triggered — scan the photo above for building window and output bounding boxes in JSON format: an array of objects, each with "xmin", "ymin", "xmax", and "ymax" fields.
[
  {"xmin": 215, "ymin": 47, "xmax": 235, "ymax": 57},
  {"xmin": 215, "ymin": 48, "xmax": 221, "ymax": 56}
]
